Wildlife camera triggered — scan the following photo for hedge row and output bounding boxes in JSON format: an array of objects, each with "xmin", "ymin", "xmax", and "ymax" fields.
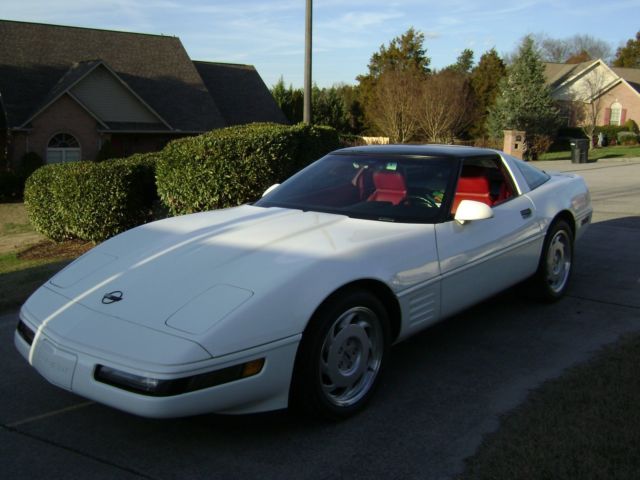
[
  {"xmin": 23, "ymin": 123, "xmax": 339, "ymax": 242},
  {"xmin": 24, "ymin": 153, "xmax": 158, "ymax": 242},
  {"xmin": 156, "ymin": 123, "xmax": 340, "ymax": 215}
]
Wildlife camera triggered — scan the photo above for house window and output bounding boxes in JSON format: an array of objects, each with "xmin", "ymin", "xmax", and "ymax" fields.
[
  {"xmin": 47, "ymin": 133, "xmax": 81, "ymax": 163},
  {"xmin": 610, "ymin": 102, "xmax": 622, "ymax": 126}
]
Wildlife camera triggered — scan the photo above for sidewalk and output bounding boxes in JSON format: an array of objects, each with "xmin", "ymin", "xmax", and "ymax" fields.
[{"xmin": 534, "ymin": 156, "xmax": 640, "ymax": 172}]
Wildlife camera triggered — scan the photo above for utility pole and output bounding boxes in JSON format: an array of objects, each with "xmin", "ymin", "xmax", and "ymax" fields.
[{"xmin": 303, "ymin": 0, "xmax": 312, "ymax": 124}]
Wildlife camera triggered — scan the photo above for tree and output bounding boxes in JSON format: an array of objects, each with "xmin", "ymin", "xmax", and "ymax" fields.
[
  {"xmin": 358, "ymin": 27, "xmax": 431, "ymax": 135},
  {"xmin": 488, "ymin": 36, "xmax": 560, "ymax": 159},
  {"xmin": 311, "ymin": 85, "xmax": 349, "ymax": 132},
  {"xmin": 368, "ymin": 68, "xmax": 421, "ymax": 143},
  {"xmin": 470, "ymin": 48, "xmax": 507, "ymax": 138},
  {"xmin": 362, "ymin": 27, "xmax": 431, "ymax": 79},
  {"xmin": 271, "ymin": 78, "xmax": 303, "ymax": 123},
  {"xmin": 334, "ymin": 84, "xmax": 365, "ymax": 134},
  {"xmin": 418, "ymin": 70, "xmax": 474, "ymax": 142},
  {"xmin": 566, "ymin": 50, "xmax": 592, "ymax": 64},
  {"xmin": 613, "ymin": 31, "xmax": 640, "ymax": 68},
  {"xmin": 534, "ymin": 34, "xmax": 612, "ymax": 63},
  {"xmin": 449, "ymin": 49, "xmax": 475, "ymax": 74}
]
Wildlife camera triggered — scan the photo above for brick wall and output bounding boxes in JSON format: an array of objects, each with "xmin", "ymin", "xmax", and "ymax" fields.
[{"xmin": 11, "ymin": 93, "xmax": 100, "ymax": 165}]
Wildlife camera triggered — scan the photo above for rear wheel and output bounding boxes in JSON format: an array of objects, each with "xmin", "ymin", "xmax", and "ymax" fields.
[
  {"xmin": 532, "ymin": 219, "xmax": 574, "ymax": 301},
  {"xmin": 290, "ymin": 290, "xmax": 390, "ymax": 420}
]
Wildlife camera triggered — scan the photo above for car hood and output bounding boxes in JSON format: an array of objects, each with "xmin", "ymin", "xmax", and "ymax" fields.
[{"xmin": 43, "ymin": 205, "xmax": 420, "ymax": 336}]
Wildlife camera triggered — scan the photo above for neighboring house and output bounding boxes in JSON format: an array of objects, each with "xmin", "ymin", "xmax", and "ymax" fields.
[
  {"xmin": 545, "ymin": 59, "xmax": 640, "ymax": 128},
  {"xmin": 0, "ymin": 20, "xmax": 287, "ymax": 167}
]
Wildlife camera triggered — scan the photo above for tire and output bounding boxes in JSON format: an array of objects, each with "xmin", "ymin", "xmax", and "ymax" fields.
[
  {"xmin": 532, "ymin": 219, "xmax": 574, "ymax": 302},
  {"xmin": 290, "ymin": 289, "xmax": 390, "ymax": 420}
]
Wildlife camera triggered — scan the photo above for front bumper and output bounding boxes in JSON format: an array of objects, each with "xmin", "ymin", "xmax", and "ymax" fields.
[{"xmin": 15, "ymin": 306, "xmax": 300, "ymax": 418}]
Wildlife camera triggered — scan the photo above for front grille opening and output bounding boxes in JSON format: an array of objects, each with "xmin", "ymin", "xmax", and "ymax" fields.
[{"xmin": 17, "ymin": 320, "xmax": 35, "ymax": 346}]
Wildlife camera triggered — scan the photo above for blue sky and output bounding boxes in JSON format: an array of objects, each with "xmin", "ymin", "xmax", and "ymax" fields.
[{"xmin": 3, "ymin": 0, "xmax": 639, "ymax": 88}]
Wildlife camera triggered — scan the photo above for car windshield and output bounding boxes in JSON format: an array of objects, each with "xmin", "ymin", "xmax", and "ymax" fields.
[{"xmin": 255, "ymin": 154, "xmax": 454, "ymax": 223}]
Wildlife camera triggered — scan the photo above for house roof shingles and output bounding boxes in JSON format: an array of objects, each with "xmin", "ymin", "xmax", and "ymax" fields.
[
  {"xmin": 194, "ymin": 61, "xmax": 288, "ymax": 126},
  {"xmin": 0, "ymin": 20, "xmax": 227, "ymax": 131}
]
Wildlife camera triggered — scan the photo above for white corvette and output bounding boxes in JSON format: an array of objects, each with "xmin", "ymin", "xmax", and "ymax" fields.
[{"xmin": 15, "ymin": 145, "xmax": 592, "ymax": 419}]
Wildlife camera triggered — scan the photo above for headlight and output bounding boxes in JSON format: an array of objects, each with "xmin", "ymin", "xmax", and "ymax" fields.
[{"xmin": 94, "ymin": 358, "xmax": 265, "ymax": 397}]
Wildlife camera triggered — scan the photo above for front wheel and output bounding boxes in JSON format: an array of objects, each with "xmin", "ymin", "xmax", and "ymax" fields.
[
  {"xmin": 290, "ymin": 290, "xmax": 390, "ymax": 420},
  {"xmin": 532, "ymin": 219, "xmax": 574, "ymax": 301}
]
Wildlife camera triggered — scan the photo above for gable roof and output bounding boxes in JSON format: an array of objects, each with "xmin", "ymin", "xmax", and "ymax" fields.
[
  {"xmin": 0, "ymin": 19, "xmax": 226, "ymax": 131},
  {"xmin": 194, "ymin": 61, "xmax": 288, "ymax": 126},
  {"xmin": 545, "ymin": 59, "xmax": 640, "ymax": 100},
  {"xmin": 22, "ymin": 59, "xmax": 171, "ymax": 131},
  {"xmin": 612, "ymin": 67, "xmax": 640, "ymax": 95},
  {"xmin": 544, "ymin": 61, "xmax": 597, "ymax": 89}
]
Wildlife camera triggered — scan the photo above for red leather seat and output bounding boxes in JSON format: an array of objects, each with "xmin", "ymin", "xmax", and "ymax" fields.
[
  {"xmin": 452, "ymin": 167, "xmax": 492, "ymax": 214},
  {"xmin": 367, "ymin": 171, "xmax": 407, "ymax": 205}
]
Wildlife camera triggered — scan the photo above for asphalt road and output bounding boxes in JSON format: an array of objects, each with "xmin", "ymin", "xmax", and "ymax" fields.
[{"xmin": 2, "ymin": 158, "xmax": 639, "ymax": 480}]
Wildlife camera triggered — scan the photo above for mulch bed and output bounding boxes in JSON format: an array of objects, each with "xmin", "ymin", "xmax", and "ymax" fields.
[{"xmin": 18, "ymin": 240, "xmax": 94, "ymax": 261}]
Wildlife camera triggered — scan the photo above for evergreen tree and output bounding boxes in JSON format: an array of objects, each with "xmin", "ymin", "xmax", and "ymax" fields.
[
  {"xmin": 271, "ymin": 77, "xmax": 303, "ymax": 123},
  {"xmin": 487, "ymin": 36, "xmax": 559, "ymax": 156},
  {"xmin": 357, "ymin": 27, "xmax": 431, "ymax": 135},
  {"xmin": 450, "ymin": 49, "xmax": 475, "ymax": 73},
  {"xmin": 470, "ymin": 48, "xmax": 506, "ymax": 138},
  {"xmin": 312, "ymin": 85, "xmax": 349, "ymax": 133},
  {"xmin": 613, "ymin": 31, "xmax": 640, "ymax": 68}
]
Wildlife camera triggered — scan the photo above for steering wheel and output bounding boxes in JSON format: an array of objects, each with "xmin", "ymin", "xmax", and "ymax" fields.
[{"xmin": 406, "ymin": 194, "xmax": 439, "ymax": 208}]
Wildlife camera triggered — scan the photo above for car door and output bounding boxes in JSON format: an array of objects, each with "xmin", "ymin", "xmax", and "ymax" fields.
[{"xmin": 435, "ymin": 157, "xmax": 543, "ymax": 318}]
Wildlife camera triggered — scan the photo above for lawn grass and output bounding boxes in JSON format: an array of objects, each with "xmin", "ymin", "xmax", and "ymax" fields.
[
  {"xmin": 0, "ymin": 202, "xmax": 45, "ymax": 253},
  {"xmin": 0, "ymin": 252, "xmax": 73, "ymax": 312},
  {"xmin": 539, "ymin": 145, "xmax": 640, "ymax": 161},
  {"xmin": 0, "ymin": 203, "xmax": 91, "ymax": 312},
  {"xmin": 461, "ymin": 333, "xmax": 640, "ymax": 479}
]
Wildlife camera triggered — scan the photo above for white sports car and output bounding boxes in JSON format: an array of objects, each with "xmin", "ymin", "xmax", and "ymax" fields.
[{"xmin": 15, "ymin": 145, "xmax": 592, "ymax": 419}]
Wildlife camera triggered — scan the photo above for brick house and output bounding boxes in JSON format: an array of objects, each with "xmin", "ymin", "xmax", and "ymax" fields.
[
  {"xmin": 0, "ymin": 20, "xmax": 287, "ymax": 168},
  {"xmin": 545, "ymin": 59, "xmax": 640, "ymax": 128}
]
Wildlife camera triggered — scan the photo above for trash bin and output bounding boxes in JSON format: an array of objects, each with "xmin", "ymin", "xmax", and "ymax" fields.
[{"xmin": 570, "ymin": 139, "xmax": 589, "ymax": 164}]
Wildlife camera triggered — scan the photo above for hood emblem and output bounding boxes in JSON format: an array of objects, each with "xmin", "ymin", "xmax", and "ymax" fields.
[{"xmin": 102, "ymin": 291, "xmax": 124, "ymax": 304}]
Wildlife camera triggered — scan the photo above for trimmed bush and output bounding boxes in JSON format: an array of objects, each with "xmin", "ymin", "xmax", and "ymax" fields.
[
  {"xmin": 24, "ymin": 153, "xmax": 159, "ymax": 242},
  {"xmin": 617, "ymin": 131, "xmax": 639, "ymax": 145},
  {"xmin": 624, "ymin": 118, "xmax": 639, "ymax": 134},
  {"xmin": 595, "ymin": 125, "xmax": 627, "ymax": 145},
  {"xmin": 156, "ymin": 123, "xmax": 339, "ymax": 215}
]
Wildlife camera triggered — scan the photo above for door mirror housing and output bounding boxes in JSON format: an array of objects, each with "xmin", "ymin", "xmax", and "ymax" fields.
[{"xmin": 454, "ymin": 200, "xmax": 494, "ymax": 225}]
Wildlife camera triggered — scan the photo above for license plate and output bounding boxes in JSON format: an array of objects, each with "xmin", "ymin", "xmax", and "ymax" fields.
[{"xmin": 33, "ymin": 339, "xmax": 78, "ymax": 390}]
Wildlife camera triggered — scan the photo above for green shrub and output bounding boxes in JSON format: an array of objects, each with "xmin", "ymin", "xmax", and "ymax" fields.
[
  {"xmin": 156, "ymin": 123, "xmax": 339, "ymax": 215},
  {"xmin": 617, "ymin": 131, "xmax": 639, "ymax": 145},
  {"xmin": 624, "ymin": 118, "xmax": 639, "ymax": 134},
  {"xmin": 24, "ymin": 153, "xmax": 159, "ymax": 242},
  {"xmin": 595, "ymin": 125, "xmax": 627, "ymax": 145}
]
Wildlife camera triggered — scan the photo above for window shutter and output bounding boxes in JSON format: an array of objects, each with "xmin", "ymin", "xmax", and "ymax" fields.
[
  {"xmin": 604, "ymin": 108, "xmax": 611, "ymax": 125},
  {"xmin": 621, "ymin": 109, "xmax": 627, "ymax": 125}
]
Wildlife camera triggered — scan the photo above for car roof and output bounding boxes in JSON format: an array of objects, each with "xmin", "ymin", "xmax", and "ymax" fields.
[{"xmin": 333, "ymin": 144, "xmax": 501, "ymax": 158}]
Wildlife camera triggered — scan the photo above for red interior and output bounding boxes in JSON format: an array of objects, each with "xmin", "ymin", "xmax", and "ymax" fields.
[
  {"xmin": 451, "ymin": 166, "xmax": 492, "ymax": 214},
  {"xmin": 367, "ymin": 171, "xmax": 407, "ymax": 205}
]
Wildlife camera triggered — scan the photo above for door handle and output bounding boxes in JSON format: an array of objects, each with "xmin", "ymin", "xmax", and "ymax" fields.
[{"xmin": 520, "ymin": 208, "xmax": 532, "ymax": 219}]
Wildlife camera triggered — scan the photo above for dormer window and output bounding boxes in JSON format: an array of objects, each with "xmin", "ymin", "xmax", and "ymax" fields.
[{"xmin": 47, "ymin": 133, "xmax": 81, "ymax": 163}]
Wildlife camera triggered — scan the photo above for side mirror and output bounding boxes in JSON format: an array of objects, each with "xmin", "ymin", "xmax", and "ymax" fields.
[
  {"xmin": 454, "ymin": 200, "xmax": 493, "ymax": 225},
  {"xmin": 262, "ymin": 183, "xmax": 280, "ymax": 197}
]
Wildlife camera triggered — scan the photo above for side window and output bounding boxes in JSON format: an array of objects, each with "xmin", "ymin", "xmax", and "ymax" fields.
[
  {"xmin": 513, "ymin": 159, "xmax": 550, "ymax": 190},
  {"xmin": 451, "ymin": 156, "xmax": 516, "ymax": 214}
]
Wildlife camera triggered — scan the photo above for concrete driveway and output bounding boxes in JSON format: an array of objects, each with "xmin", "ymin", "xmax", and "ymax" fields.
[{"xmin": 2, "ymin": 158, "xmax": 639, "ymax": 479}]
